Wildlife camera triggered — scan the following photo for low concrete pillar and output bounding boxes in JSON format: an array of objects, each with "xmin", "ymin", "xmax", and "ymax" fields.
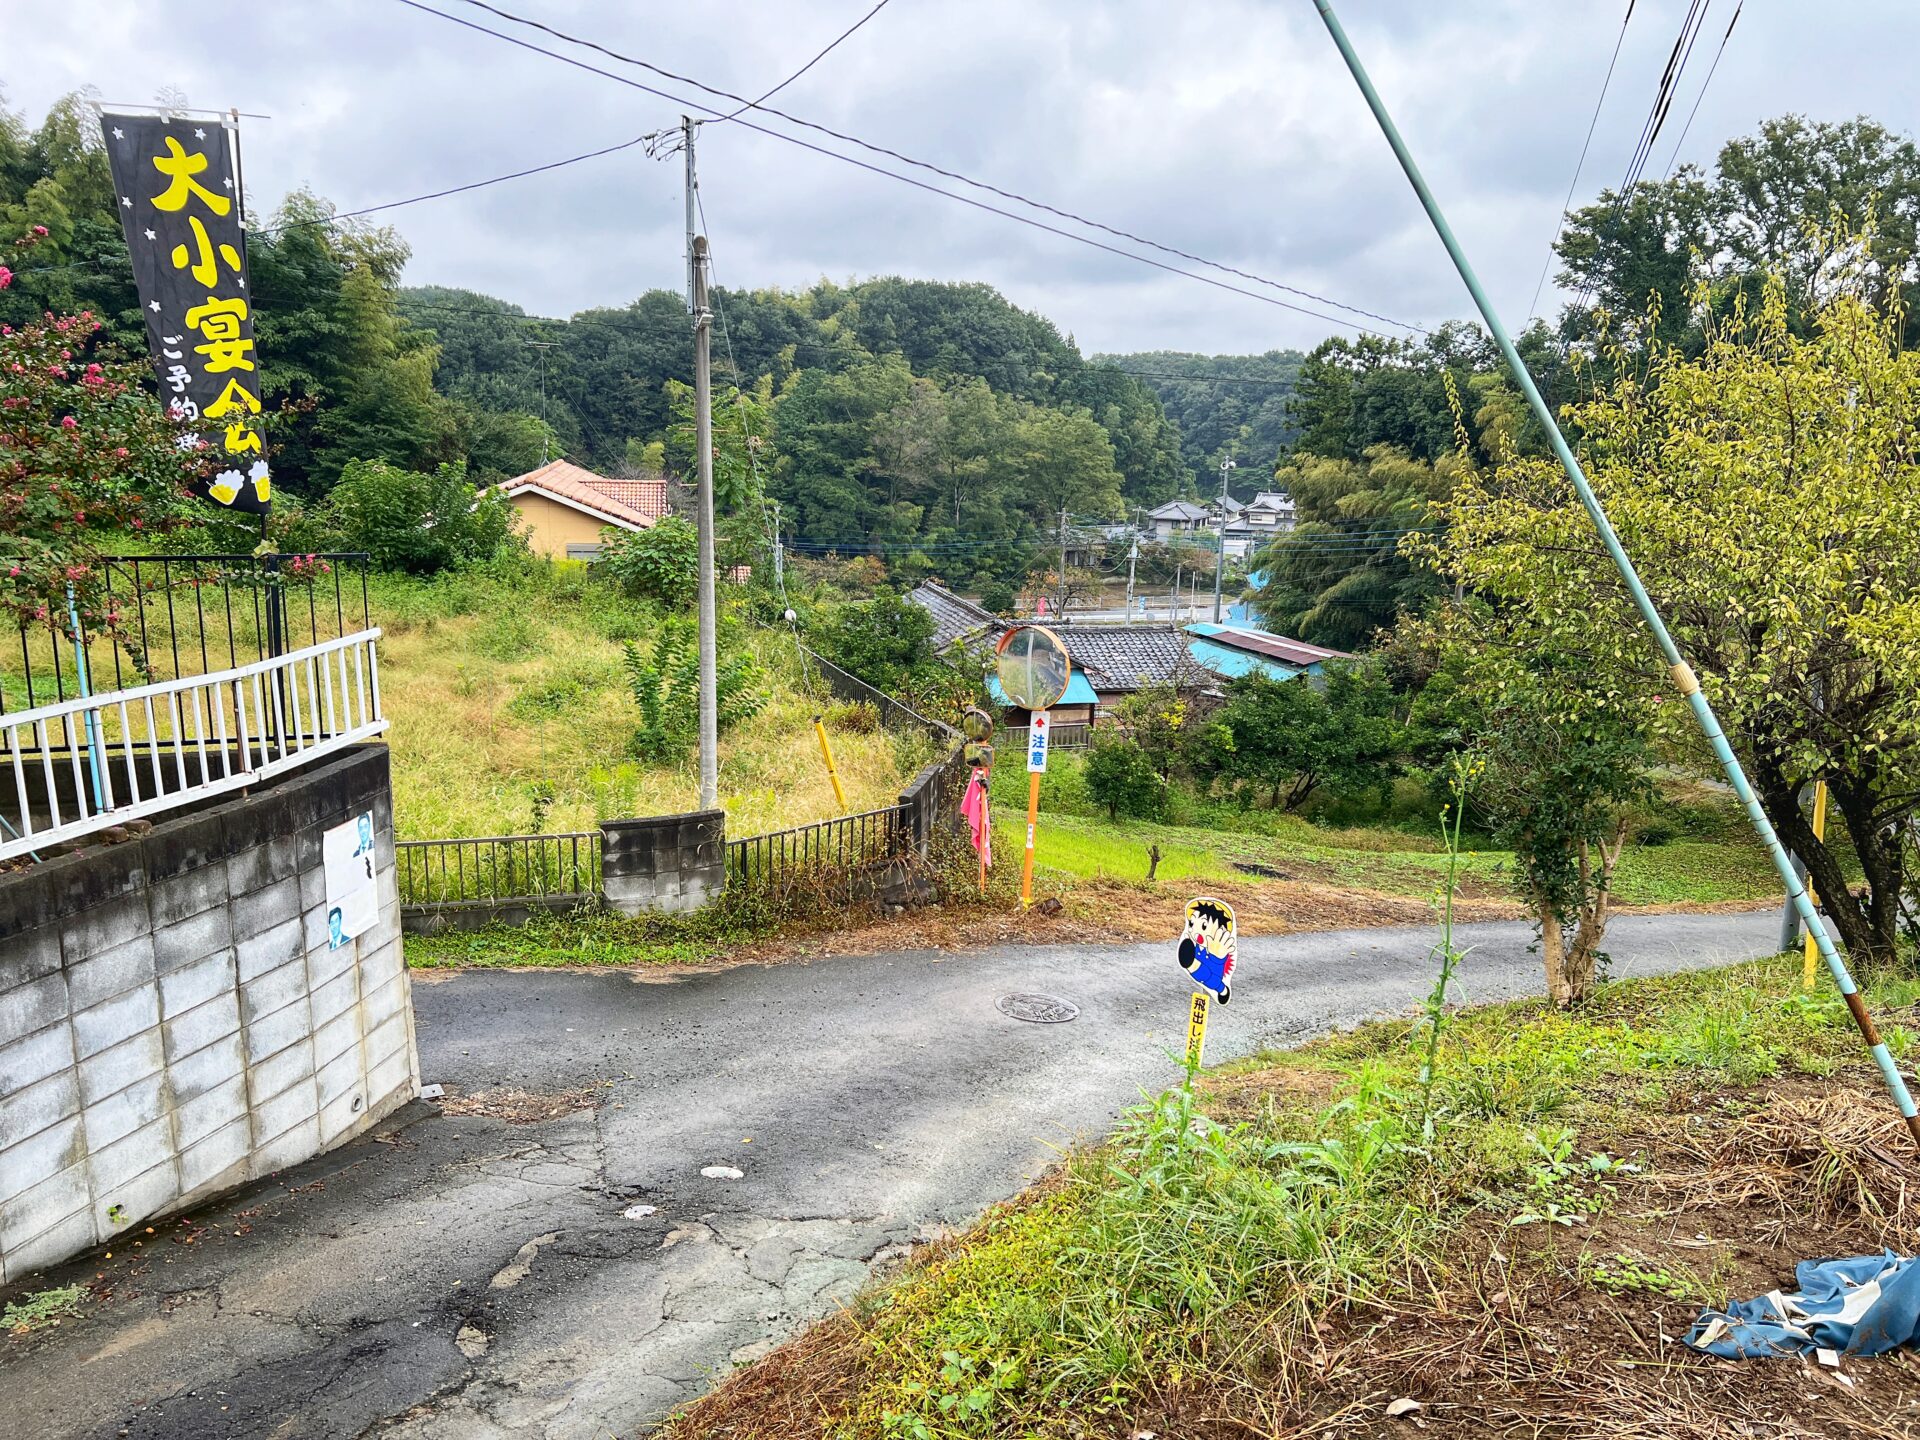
[{"xmin": 599, "ymin": 810, "xmax": 726, "ymax": 916}]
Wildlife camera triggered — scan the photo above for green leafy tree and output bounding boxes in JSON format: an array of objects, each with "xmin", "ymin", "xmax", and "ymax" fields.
[
  {"xmin": 598, "ymin": 515, "xmax": 698, "ymax": 607},
  {"xmin": 815, "ymin": 590, "xmax": 938, "ymax": 695},
  {"xmin": 1435, "ymin": 257, "xmax": 1920, "ymax": 968},
  {"xmin": 0, "ymin": 304, "xmax": 201, "ymax": 626},
  {"xmin": 1251, "ymin": 446, "xmax": 1456, "ymax": 649},
  {"xmin": 1407, "ymin": 620, "xmax": 1655, "ymax": 1007},
  {"xmin": 1212, "ymin": 663, "xmax": 1401, "ymax": 811},
  {"xmin": 320, "ymin": 458, "xmax": 513, "ymax": 573},
  {"xmin": 622, "ymin": 619, "xmax": 766, "ymax": 763},
  {"xmin": 1084, "ymin": 734, "xmax": 1168, "ymax": 821}
]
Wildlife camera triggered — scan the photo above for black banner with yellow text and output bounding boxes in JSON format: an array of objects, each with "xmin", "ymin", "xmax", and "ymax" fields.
[{"xmin": 100, "ymin": 110, "xmax": 271, "ymax": 514}]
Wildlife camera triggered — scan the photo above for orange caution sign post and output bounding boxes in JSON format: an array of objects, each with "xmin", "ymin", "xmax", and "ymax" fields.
[{"xmin": 993, "ymin": 625, "xmax": 1072, "ymax": 909}]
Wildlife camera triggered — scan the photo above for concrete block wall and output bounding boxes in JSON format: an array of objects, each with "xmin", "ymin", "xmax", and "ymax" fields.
[
  {"xmin": 600, "ymin": 809, "xmax": 725, "ymax": 916},
  {"xmin": 0, "ymin": 745, "xmax": 417, "ymax": 1284}
]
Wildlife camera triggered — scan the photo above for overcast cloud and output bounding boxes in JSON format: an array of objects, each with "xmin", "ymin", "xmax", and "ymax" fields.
[{"xmin": 7, "ymin": 1, "xmax": 1916, "ymax": 355}]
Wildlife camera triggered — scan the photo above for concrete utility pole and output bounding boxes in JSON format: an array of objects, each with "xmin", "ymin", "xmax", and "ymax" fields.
[
  {"xmin": 1056, "ymin": 506, "xmax": 1069, "ymax": 618},
  {"xmin": 682, "ymin": 116, "xmax": 698, "ymax": 310},
  {"xmin": 1125, "ymin": 536, "xmax": 1139, "ymax": 622},
  {"xmin": 771, "ymin": 498, "xmax": 785, "ymax": 598},
  {"xmin": 692, "ymin": 235, "xmax": 718, "ymax": 811},
  {"xmin": 1213, "ymin": 456, "xmax": 1236, "ymax": 624},
  {"xmin": 524, "ymin": 341, "xmax": 554, "ymax": 462}
]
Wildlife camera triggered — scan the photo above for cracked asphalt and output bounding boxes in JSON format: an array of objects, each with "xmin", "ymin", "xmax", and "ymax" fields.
[{"xmin": 0, "ymin": 910, "xmax": 1778, "ymax": 1439}]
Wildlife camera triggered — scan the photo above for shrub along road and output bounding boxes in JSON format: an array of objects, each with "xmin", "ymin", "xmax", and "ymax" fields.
[{"xmin": 1, "ymin": 912, "xmax": 1777, "ymax": 1439}]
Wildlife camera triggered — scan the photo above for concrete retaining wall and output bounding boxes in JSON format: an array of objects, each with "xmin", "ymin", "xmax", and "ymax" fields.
[
  {"xmin": 0, "ymin": 745, "xmax": 416, "ymax": 1284},
  {"xmin": 600, "ymin": 810, "xmax": 725, "ymax": 917}
]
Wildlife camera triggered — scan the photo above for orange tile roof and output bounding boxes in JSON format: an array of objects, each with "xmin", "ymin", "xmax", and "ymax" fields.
[{"xmin": 500, "ymin": 460, "xmax": 669, "ymax": 529}]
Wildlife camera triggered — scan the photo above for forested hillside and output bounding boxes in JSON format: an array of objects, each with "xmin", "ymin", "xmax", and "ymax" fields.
[{"xmin": 1093, "ymin": 349, "xmax": 1304, "ymax": 489}]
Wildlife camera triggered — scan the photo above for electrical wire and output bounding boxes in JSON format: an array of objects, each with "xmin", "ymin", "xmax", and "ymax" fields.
[
  {"xmin": 1528, "ymin": 0, "xmax": 1636, "ymax": 319},
  {"xmin": 395, "ymin": 0, "xmax": 1423, "ymax": 337},
  {"xmin": 1660, "ymin": 1, "xmax": 1743, "ymax": 180},
  {"xmin": 714, "ymin": 0, "xmax": 895, "ymax": 122}
]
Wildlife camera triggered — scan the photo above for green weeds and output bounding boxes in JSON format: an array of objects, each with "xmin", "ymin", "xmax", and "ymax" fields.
[{"xmin": 3, "ymin": 1284, "xmax": 84, "ymax": 1335}]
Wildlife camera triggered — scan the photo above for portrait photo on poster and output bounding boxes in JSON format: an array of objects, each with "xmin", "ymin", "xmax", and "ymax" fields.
[{"xmin": 322, "ymin": 809, "xmax": 379, "ymax": 950}]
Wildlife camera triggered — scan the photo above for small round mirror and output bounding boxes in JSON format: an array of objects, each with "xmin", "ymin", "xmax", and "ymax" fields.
[
  {"xmin": 994, "ymin": 625, "xmax": 1072, "ymax": 710},
  {"xmin": 960, "ymin": 706, "xmax": 994, "ymax": 742}
]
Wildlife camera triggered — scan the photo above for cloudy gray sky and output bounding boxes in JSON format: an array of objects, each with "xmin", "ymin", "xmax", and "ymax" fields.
[{"xmin": 7, "ymin": 1, "xmax": 1915, "ymax": 356}]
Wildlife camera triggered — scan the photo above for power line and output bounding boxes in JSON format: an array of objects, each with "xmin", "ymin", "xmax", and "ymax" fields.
[
  {"xmin": 394, "ymin": 0, "xmax": 1423, "ymax": 337},
  {"xmin": 715, "ymin": 0, "xmax": 895, "ymax": 121},
  {"xmin": 1660, "ymin": 1, "xmax": 1743, "ymax": 180},
  {"xmin": 1528, "ymin": 0, "xmax": 1636, "ymax": 320}
]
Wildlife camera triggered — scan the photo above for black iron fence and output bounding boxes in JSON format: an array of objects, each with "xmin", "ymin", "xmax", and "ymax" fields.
[
  {"xmin": 5, "ymin": 552, "xmax": 373, "ymax": 732},
  {"xmin": 724, "ymin": 804, "xmax": 907, "ymax": 895},
  {"xmin": 800, "ymin": 645, "xmax": 959, "ymax": 739},
  {"xmin": 396, "ymin": 831, "xmax": 602, "ymax": 908}
]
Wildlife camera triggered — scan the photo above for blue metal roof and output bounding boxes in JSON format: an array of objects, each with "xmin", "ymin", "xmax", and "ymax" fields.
[
  {"xmin": 985, "ymin": 669, "xmax": 1100, "ymax": 708},
  {"xmin": 1184, "ymin": 635, "xmax": 1301, "ymax": 682}
]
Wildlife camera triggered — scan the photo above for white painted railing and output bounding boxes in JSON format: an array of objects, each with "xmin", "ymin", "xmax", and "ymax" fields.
[{"xmin": 1, "ymin": 628, "xmax": 386, "ymax": 862}]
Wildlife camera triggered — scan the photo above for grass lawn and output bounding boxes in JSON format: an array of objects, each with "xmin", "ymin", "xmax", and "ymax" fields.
[
  {"xmin": 369, "ymin": 566, "xmax": 938, "ymax": 841},
  {"xmin": 993, "ymin": 754, "xmax": 1783, "ymax": 908},
  {"xmin": 663, "ymin": 955, "xmax": 1920, "ymax": 1438}
]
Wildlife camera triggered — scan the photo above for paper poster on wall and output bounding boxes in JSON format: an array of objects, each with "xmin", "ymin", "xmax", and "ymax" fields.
[{"xmin": 323, "ymin": 810, "xmax": 378, "ymax": 950}]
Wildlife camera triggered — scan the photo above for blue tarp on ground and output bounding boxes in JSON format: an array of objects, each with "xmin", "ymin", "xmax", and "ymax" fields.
[{"xmin": 1685, "ymin": 1252, "xmax": 1920, "ymax": 1358}]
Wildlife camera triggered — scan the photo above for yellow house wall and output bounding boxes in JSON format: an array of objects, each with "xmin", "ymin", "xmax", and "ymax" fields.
[{"xmin": 510, "ymin": 493, "xmax": 627, "ymax": 558}]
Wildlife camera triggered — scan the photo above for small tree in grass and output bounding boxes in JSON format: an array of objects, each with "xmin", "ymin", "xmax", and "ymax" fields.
[
  {"xmin": 1432, "ymin": 251, "xmax": 1920, "ymax": 969},
  {"xmin": 1409, "ymin": 621, "xmax": 1656, "ymax": 1007},
  {"xmin": 1084, "ymin": 733, "xmax": 1167, "ymax": 821},
  {"xmin": 600, "ymin": 514, "xmax": 698, "ymax": 607},
  {"xmin": 1211, "ymin": 661, "xmax": 1402, "ymax": 811}
]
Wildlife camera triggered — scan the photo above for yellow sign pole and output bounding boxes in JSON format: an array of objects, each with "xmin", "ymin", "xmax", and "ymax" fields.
[
  {"xmin": 813, "ymin": 715, "xmax": 848, "ymax": 813},
  {"xmin": 1802, "ymin": 780, "xmax": 1830, "ymax": 989},
  {"xmin": 1020, "ymin": 770, "xmax": 1041, "ymax": 908},
  {"xmin": 1184, "ymin": 990, "xmax": 1210, "ymax": 1081}
]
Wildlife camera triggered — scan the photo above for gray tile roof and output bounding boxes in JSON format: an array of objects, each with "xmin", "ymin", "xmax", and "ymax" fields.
[
  {"xmin": 907, "ymin": 582, "xmax": 1003, "ymax": 652},
  {"xmin": 1061, "ymin": 625, "xmax": 1214, "ymax": 692}
]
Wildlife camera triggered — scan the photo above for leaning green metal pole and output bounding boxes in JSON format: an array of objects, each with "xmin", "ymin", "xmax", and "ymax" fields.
[{"xmin": 1312, "ymin": 0, "xmax": 1920, "ymax": 1145}]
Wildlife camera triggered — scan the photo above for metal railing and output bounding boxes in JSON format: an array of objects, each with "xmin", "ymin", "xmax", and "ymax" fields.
[
  {"xmin": 799, "ymin": 646, "xmax": 960, "ymax": 739},
  {"xmin": 725, "ymin": 804, "xmax": 908, "ymax": 894},
  {"xmin": 5, "ymin": 552, "xmax": 372, "ymax": 734},
  {"xmin": 396, "ymin": 831, "xmax": 601, "ymax": 907},
  {"xmin": 1, "ymin": 628, "xmax": 386, "ymax": 862},
  {"xmin": 999, "ymin": 722, "xmax": 1093, "ymax": 751}
]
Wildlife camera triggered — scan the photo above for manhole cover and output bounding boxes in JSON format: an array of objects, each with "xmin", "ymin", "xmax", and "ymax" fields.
[{"xmin": 996, "ymin": 992, "xmax": 1079, "ymax": 1024}]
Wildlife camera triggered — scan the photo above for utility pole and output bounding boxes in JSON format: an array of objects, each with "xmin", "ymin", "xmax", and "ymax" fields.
[
  {"xmin": 771, "ymin": 498, "xmax": 785, "ymax": 597},
  {"xmin": 1125, "ymin": 536, "xmax": 1139, "ymax": 622},
  {"xmin": 1212, "ymin": 456, "xmax": 1236, "ymax": 624},
  {"xmin": 1171, "ymin": 562, "xmax": 1180, "ymax": 623},
  {"xmin": 524, "ymin": 341, "xmax": 554, "ymax": 462},
  {"xmin": 682, "ymin": 116, "xmax": 698, "ymax": 310},
  {"xmin": 692, "ymin": 235, "xmax": 717, "ymax": 811},
  {"xmin": 1056, "ymin": 506, "xmax": 1069, "ymax": 619}
]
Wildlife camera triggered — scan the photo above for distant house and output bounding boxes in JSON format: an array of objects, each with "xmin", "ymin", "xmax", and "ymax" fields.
[
  {"xmin": 1242, "ymin": 490, "xmax": 1297, "ymax": 535},
  {"xmin": 1051, "ymin": 627, "xmax": 1216, "ymax": 715},
  {"xmin": 1147, "ymin": 499, "xmax": 1211, "ymax": 539},
  {"xmin": 497, "ymin": 460, "xmax": 669, "ymax": 559}
]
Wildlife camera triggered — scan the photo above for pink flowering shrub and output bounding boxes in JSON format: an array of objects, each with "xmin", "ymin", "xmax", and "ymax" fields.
[{"xmin": 0, "ymin": 311, "xmax": 203, "ymax": 628}]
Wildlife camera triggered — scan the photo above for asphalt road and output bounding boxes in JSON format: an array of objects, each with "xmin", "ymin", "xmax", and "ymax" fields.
[{"xmin": 1, "ymin": 910, "xmax": 1778, "ymax": 1440}]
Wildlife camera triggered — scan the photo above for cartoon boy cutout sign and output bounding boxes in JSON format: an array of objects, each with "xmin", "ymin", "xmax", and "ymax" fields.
[{"xmin": 1178, "ymin": 896, "xmax": 1236, "ymax": 1004}]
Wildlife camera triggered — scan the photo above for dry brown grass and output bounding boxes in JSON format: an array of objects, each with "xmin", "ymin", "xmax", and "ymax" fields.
[
  {"xmin": 378, "ymin": 609, "xmax": 934, "ymax": 841},
  {"xmin": 663, "ymin": 1067, "xmax": 1920, "ymax": 1440}
]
